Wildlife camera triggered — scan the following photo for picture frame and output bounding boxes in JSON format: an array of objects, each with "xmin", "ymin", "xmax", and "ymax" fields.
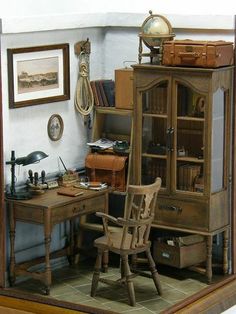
[
  {"xmin": 47, "ymin": 114, "xmax": 64, "ymax": 141},
  {"xmin": 7, "ymin": 44, "xmax": 70, "ymax": 108}
]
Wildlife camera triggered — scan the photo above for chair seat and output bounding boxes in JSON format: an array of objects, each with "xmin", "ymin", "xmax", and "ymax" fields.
[{"xmin": 94, "ymin": 231, "xmax": 151, "ymax": 254}]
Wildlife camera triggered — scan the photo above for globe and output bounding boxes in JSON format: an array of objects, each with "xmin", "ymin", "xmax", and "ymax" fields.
[
  {"xmin": 142, "ymin": 15, "xmax": 172, "ymax": 48},
  {"xmin": 138, "ymin": 11, "xmax": 175, "ymax": 64}
]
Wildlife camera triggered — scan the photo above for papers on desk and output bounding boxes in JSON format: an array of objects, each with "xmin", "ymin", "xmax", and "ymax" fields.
[
  {"xmin": 87, "ymin": 138, "xmax": 114, "ymax": 150},
  {"xmin": 74, "ymin": 182, "xmax": 108, "ymax": 191}
]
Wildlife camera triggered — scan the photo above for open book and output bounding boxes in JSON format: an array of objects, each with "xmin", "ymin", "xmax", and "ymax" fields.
[{"xmin": 87, "ymin": 138, "xmax": 114, "ymax": 150}]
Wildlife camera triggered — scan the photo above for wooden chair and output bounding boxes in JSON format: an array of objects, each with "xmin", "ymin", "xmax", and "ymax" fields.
[{"xmin": 90, "ymin": 177, "xmax": 162, "ymax": 306}]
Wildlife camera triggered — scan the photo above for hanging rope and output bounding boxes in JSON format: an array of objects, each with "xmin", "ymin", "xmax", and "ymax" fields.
[{"xmin": 74, "ymin": 52, "xmax": 94, "ymax": 119}]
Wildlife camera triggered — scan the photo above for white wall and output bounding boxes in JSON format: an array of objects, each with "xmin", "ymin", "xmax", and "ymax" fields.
[{"xmin": 1, "ymin": 28, "xmax": 106, "ymax": 187}]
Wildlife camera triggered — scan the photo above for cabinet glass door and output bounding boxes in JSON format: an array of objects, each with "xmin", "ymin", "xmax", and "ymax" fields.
[
  {"xmin": 141, "ymin": 82, "xmax": 169, "ymax": 190},
  {"xmin": 211, "ymin": 88, "xmax": 227, "ymax": 192},
  {"xmin": 176, "ymin": 83, "xmax": 205, "ymax": 194}
]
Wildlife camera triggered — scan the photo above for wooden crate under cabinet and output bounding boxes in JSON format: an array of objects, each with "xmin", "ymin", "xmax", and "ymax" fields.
[
  {"xmin": 153, "ymin": 235, "xmax": 206, "ymax": 269},
  {"xmin": 115, "ymin": 68, "xmax": 133, "ymax": 110}
]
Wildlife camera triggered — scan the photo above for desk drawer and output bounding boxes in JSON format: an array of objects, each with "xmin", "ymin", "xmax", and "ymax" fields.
[{"xmin": 52, "ymin": 195, "xmax": 106, "ymax": 223}]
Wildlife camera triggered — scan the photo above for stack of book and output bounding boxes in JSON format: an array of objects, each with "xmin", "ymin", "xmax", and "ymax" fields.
[
  {"xmin": 90, "ymin": 80, "xmax": 115, "ymax": 107},
  {"xmin": 178, "ymin": 164, "xmax": 201, "ymax": 191}
]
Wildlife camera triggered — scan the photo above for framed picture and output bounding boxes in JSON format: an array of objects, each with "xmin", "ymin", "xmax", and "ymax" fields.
[
  {"xmin": 7, "ymin": 44, "xmax": 70, "ymax": 108},
  {"xmin": 47, "ymin": 114, "xmax": 64, "ymax": 141}
]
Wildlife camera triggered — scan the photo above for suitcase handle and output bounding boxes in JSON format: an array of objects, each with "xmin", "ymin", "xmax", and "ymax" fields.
[{"xmin": 178, "ymin": 51, "xmax": 200, "ymax": 60}]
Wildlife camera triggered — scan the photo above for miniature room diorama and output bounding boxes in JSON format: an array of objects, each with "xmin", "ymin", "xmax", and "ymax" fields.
[{"xmin": 0, "ymin": 3, "xmax": 236, "ymax": 314}]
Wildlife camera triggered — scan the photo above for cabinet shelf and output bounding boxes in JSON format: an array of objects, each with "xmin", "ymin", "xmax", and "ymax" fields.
[
  {"xmin": 95, "ymin": 106, "xmax": 133, "ymax": 116},
  {"xmin": 142, "ymin": 153, "xmax": 167, "ymax": 159},
  {"xmin": 177, "ymin": 156, "xmax": 204, "ymax": 163},
  {"xmin": 178, "ymin": 129, "xmax": 203, "ymax": 135},
  {"xmin": 143, "ymin": 113, "xmax": 167, "ymax": 119},
  {"xmin": 177, "ymin": 116, "xmax": 204, "ymax": 122}
]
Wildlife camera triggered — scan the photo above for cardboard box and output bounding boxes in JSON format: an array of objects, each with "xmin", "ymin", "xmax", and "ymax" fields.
[
  {"xmin": 115, "ymin": 68, "xmax": 133, "ymax": 110},
  {"xmin": 153, "ymin": 235, "xmax": 206, "ymax": 269}
]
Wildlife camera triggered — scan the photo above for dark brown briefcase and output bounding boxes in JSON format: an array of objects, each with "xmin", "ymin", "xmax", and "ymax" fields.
[
  {"xmin": 162, "ymin": 40, "xmax": 234, "ymax": 68},
  {"xmin": 85, "ymin": 153, "xmax": 128, "ymax": 192}
]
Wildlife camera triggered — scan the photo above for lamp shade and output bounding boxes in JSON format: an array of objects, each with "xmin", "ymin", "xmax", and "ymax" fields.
[{"xmin": 15, "ymin": 151, "xmax": 48, "ymax": 166}]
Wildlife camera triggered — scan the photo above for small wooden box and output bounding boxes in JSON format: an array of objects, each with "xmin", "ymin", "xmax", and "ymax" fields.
[
  {"xmin": 115, "ymin": 68, "xmax": 133, "ymax": 110},
  {"xmin": 153, "ymin": 237, "xmax": 206, "ymax": 269}
]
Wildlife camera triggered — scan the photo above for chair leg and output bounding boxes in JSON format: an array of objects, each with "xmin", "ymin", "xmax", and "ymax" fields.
[
  {"xmin": 121, "ymin": 255, "xmax": 136, "ymax": 306},
  {"xmin": 146, "ymin": 248, "xmax": 162, "ymax": 295},
  {"xmin": 91, "ymin": 249, "xmax": 103, "ymax": 297}
]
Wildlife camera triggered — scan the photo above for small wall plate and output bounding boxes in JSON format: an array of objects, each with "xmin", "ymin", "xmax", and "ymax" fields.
[{"xmin": 47, "ymin": 114, "xmax": 64, "ymax": 141}]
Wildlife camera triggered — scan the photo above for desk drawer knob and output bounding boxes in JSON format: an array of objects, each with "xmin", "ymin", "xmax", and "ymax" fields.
[{"xmin": 73, "ymin": 204, "xmax": 86, "ymax": 214}]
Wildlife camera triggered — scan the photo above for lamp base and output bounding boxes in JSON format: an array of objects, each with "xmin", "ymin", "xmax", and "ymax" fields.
[{"xmin": 5, "ymin": 191, "xmax": 32, "ymax": 200}]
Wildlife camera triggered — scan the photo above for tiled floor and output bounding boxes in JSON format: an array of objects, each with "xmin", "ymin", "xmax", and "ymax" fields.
[{"xmin": 12, "ymin": 257, "xmax": 224, "ymax": 314}]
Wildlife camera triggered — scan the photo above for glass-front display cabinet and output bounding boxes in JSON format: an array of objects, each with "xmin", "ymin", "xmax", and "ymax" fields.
[{"xmin": 132, "ymin": 64, "xmax": 233, "ymax": 233}]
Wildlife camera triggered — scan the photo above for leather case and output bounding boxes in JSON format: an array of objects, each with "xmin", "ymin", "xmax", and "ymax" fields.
[
  {"xmin": 85, "ymin": 153, "xmax": 128, "ymax": 191},
  {"xmin": 162, "ymin": 40, "xmax": 234, "ymax": 68}
]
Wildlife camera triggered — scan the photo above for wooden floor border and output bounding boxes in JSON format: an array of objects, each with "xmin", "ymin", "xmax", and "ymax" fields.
[{"xmin": 0, "ymin": 289, "xmax": 114, "ymax": 314}]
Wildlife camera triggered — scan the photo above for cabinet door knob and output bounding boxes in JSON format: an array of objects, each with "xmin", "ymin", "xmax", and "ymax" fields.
[{"xmin": 166, "ymin": 127, "xmax": 174, "ymax": 152}]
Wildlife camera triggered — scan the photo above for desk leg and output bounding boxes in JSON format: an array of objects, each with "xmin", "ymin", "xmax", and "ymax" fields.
[
  {"xmin": 67, "ymin": 219, "xmax": 76, "ymax": 265},
  {"xmin": 206, "ymin": 235, "xmax": 213, "ymax": 284},
  {"xmin": 223, "ymin": 228, "xmax": 229, "ymax": 275},
  {"xmin": 44, "ymin": 209, "xmax": 52, "ymax": 295},
  {"xmin": 9, "ymin": 203, "xmax": 16, "ymax": 286},
  {"xmin": 102, "ymin": 192, "xmax": 109, "ymax": 273}
]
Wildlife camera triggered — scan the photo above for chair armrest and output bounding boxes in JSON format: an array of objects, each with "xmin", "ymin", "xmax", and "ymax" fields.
[
  {"xmin": 96, "ymin": 212, "xmax": 119, "ymax": 225},
  {"xmin": 95, "ymin": 212, "xmax": 124, "ymax": 237}
]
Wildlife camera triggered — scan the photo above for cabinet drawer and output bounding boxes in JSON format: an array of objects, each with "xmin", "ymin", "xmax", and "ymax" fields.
[
  {"xmin": 52, "ymin": 195, "xmax": 106, "ymax": 224},
  {"xmin": 155, "ymin": 198, "xmax": 208, "ymax": 231}
]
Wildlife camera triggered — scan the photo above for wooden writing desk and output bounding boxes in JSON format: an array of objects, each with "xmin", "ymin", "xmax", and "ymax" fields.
[{"xmin": 7, "ymin": 188, "xmax": 108, "ymax": 295}]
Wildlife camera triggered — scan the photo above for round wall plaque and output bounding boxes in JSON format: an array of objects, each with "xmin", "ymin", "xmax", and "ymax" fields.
[{"xmin": 47, "ymin": 114, "xmax": 64, "ymax": 141}]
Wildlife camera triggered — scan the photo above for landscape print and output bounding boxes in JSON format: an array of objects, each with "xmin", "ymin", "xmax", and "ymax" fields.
[{"xmin": 17, "ymin": 56, "xmax": 59, "ymax": 94}]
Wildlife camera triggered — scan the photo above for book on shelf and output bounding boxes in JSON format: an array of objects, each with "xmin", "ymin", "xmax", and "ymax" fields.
[
  {"xmin": 90, "ymin": 81, "xmax": 99, "ymax": 106},
  {"xmin": 90, "ymin": 79, "xmax": 115, "ymax": 107},
  {"xmin": 102, "ymin": 80, "xmax": 115, "ymax": 107},
  {"xmin": 178, "ymin": 164, "xmax": 201, "ymax": 191}
]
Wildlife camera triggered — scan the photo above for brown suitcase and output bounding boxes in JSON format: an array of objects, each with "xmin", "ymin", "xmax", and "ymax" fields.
[
  {"xmin": 85, "ymin": 153, "xmax": 128, "ymax": 192},
  {"xmin": 162, "ymin": 40, "xmax": 234, "ymax": 68}
]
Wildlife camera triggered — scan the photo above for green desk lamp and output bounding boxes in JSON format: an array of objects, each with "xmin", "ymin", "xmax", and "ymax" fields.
[{"xmin": 6, "ymin": 150, "xmax": 48, "ymax": 200}]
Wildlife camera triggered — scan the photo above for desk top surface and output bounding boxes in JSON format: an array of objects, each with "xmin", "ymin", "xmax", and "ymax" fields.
[{"xmin": 6, "ymin": 187, "xmax": 108, "ymax": 209}]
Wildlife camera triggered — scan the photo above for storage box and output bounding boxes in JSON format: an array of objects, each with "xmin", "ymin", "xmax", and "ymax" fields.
[
  {"xmin": 153, "ymin": 235, "xmax": 206, "ymax": 269},
  {"xmin": 115, "ymin": 68, "xmax": 133, "ymax": 110}
]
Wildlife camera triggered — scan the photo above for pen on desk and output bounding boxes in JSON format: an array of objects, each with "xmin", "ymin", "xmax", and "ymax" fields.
[{"xmin": 59, "ymin": 156, "xmax": 67, "ymax": 172}]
